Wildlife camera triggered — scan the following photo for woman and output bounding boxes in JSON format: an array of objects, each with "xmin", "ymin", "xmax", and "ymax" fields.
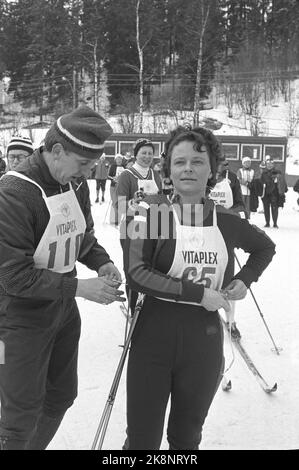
[
  {"xmin": 236, "ymin": 157, "xmax": 255, "ymax": 219},
  {"xmin": 123, "ymin": 126, "xmax": 276, "ymax": 450},
  {"xmin": 261, "ymin": 158, "xmax": 288, "ymax": 228},
  {"xmin": 116, "ymin": 139, "xmax": 162, "ymax": 310},
  {"xmin": 116, "ymin": 138, "xmax": 162, "ymax": 218}
]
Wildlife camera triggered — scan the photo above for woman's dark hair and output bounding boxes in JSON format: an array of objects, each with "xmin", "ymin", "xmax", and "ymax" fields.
[{"xmin": 162, "ymin": 126, "xmax": 223, "ymax": 188}]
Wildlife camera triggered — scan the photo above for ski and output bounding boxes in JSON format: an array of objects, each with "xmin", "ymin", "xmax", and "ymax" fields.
[{"xmin": 221, "ymin": 318, "xmax": 277, "ymax": 394}]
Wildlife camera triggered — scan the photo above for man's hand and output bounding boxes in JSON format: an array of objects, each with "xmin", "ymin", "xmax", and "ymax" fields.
[
  {"xmin": 201, "ymin": 288, "xmax": 231, "ymax": 312},
  {"xmin": 222, "ymin": 279, "xmax": 247, "ymax": 301},
  {"xmin": 76, "ymin": 276, "xmax": 126, "ymax": 305},
  {"xmin": 98, "ymin": 262, "xmax": 122, "ymax": 285}
]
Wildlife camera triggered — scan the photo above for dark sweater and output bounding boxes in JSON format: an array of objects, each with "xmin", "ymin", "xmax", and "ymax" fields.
[
  {"xmin": 0, "ymin": 148, "xmax": 111, "ymax": 309},
  {"xmin": 124, "ymin": 195, "xmax": 275, "ymax": 306}
]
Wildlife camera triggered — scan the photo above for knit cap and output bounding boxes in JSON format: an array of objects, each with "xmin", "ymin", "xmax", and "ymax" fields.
[
  {"xmin": 7, "ymin": 136, "xmax": 34, "ymax": 155},
  {"xmin": 133, "ymin": 138, "xmax": 154, "ymax": 157},
  {"xmin": 52, "ymin": 105, "xmax": 113, "ymax": 159}
]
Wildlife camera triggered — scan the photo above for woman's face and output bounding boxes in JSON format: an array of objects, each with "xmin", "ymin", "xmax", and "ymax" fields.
[
  {"xmin": 135, "ymin": 145, "xmax": 154, "ymax": 168},
  {"xmin": 170, "ymin": 140, "xmax": 211, "ymax": 197}
]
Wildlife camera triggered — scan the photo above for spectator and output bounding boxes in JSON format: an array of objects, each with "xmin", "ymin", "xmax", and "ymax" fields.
[
  {"xmin": 210, "ymin": 159, "xmax": 245, "ymax": 214},
  {"xmin": 261, "ymin": 158, "xmax": 288, "ymax": 228},
  {"xmin": 236, "ymin": 157, "xmax": 254, "ymax": 219},
  {"xmin": 6, "ymin": 136, "xmax": 33, "ymax": 171},
  {"xmin": 95, "ymin": 153, "xmax": 109, "ymax": 203}
]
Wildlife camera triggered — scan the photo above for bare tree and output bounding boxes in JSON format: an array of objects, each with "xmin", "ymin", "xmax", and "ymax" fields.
[
  {"xmin": 116, "ymin": 91, "xmax": 139, "ymax": 133},
  {"xmin": 193, "ymin": 0, "xmax": 210, "ymax": 126},
  {"xmin": 135, "ymin": 0, "xmax": 153, "ymax": 133},
  {"xmin": 286, "ymin": 101, "xmax": 299, "ymax": 137}
]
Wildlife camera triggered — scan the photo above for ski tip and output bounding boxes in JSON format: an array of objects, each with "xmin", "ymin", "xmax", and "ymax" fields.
[
  {"xmin": 222, "ymin": 380, "xmax": 232, "ymax": 392},
  {"xmin": 266, "ymin": 382, "xmax": 278, "ymax": 393}
]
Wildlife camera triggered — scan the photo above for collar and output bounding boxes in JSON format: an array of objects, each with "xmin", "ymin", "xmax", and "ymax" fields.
[
  {"xmin": 13, "ymin": 147, "xmax": 74, "ymax": 193},
  {"xmin": 132, "ymin": 162, "xmax": 151, "ymax": 178}
]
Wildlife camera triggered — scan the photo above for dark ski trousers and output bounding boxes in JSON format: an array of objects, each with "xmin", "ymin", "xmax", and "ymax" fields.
[
  {"xmin": 262, "ymin": 194, "xmax": 279, "ymax": 225},
  {"xmin": 124, "ymin": 297, "xmax": 224, "ymax": 450},
  {"xmin": 0, "ymin": 298, "xmax": 81, "ymax": 450}
]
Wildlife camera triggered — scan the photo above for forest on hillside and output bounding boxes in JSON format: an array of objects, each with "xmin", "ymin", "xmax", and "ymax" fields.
[{"xmin": 0, "ymin": 0, "xmax": 299, "ymax": 134}]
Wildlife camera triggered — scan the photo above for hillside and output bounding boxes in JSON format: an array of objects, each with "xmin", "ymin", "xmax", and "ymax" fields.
[{"xmin": 1, "ymin": 79, "xmax": 299, "ymax": 177}]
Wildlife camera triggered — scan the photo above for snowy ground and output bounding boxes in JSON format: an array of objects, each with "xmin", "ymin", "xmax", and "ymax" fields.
[{"xmin": 49, "ymin": 181, "xmax": 299, "ymax": 451}]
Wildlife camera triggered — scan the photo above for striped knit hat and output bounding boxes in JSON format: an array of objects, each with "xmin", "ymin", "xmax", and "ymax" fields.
[
  {"xmin": 7, "ymin": 136, "xmax": 34, "ymax": 155},
  {"xmin": 51, "ymin": 105, "xmax": 113, "ymax": 160}
]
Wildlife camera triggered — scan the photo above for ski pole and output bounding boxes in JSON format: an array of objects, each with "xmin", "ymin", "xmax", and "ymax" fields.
[
  {"xmin": 91, "ymin": 293, "xmax": 145, "ymax": 450},
  {"xmin": 234, "ymin": 253, "xmax": 282, "ymax": 355}
]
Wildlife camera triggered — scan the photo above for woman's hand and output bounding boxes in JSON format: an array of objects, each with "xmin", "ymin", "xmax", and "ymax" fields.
[
  {"xmin": 201, "ymin": 288, "xmax": 231, "ymax": 312},
  {"xmin": 222, "ymin": 279, "xmax": 247, "ymax": 301},
  {"xmin": 76, "ymin": 277, "xmax": 126, "ymax": 305}
]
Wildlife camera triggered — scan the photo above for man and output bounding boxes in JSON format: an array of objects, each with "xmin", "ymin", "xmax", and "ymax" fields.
[
  {"xmin": 6, "ymin": 135, "xmax": 34, "ymax": 170},
  {"xmin": 0, "ymin": 105, "xmax": 125, "ymax": 450},
  {"xmin": 210, "ymin": 159, "xmax": 245, "ymax": 215},
  {"xmin": 0, "ymin": 150, "xmax": 6, "ymax": 177},
  {"xmin": 95, "ymin": 153, "xmax": 109, "ymax": 203},
  {"xmin": 237, "ymin": 157, "xmax": 254, "ymax": 219},
  {"xmin": 261, "ymin": 158, "xmax": 288, "ymax": 228}
]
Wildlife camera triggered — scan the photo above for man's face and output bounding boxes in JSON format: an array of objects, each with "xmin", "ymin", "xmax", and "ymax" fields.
[
  {"xmin": 7, "ymin": 149, "xmax": 31, "ymax": 170},
  {"xmin": 50, "ymin": 145, "xmax": 97, "ymax": 185}
]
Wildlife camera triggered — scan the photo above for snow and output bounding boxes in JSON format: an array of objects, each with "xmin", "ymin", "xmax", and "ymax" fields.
[{"xmin": 48, "ymin": 180, "xmax": 299, "ymax": 451}]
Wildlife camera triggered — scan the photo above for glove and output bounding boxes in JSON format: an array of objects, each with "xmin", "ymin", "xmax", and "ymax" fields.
[{"xmin": 128, "ymin": 188, "xmax": 145, "ymax": 212}]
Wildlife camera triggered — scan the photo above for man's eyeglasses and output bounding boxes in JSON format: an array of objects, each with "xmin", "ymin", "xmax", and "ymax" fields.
[{"xmin": 8, "ymin": 154, "xmax": 28, "ymax": 163}]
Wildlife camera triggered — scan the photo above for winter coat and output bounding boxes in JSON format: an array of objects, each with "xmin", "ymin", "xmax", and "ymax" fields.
[
  {"xmin": 247, "ymin": 178, "xmax": 264, "ymax": 212},
  {"xmin": 261, "ymin": 169, "xmax": 288, "ymax": 207},
  {"xmin": 95, "ymin": 159, "xmax": 109, "ymax": 180}
]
